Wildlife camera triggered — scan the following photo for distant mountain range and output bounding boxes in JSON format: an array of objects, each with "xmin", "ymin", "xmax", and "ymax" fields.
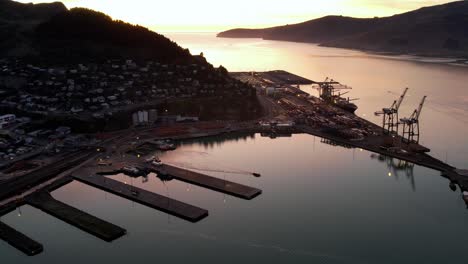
[
  {"xmin": 0, "ymin": 0, "xmax": 192, "ymax": 63},
  {"xmin": 218, "ymin": 1, "xmax": 468, "ymax": 57}
]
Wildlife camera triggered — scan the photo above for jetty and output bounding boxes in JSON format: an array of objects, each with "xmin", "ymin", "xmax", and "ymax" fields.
[
  {"xmin": 150, "ymin": 164, "xmax": 262, "ymax": 200},
  {"xmin": 73, "ymin": 174, "xmax": 209, "ymax": 222},
  {"xmin": 0, "ymin": 221, "xmax": 43, "ymax": 256},
  {"xmin": 27, "ymin": 192, "xmax": 126, "ymax": 242}
]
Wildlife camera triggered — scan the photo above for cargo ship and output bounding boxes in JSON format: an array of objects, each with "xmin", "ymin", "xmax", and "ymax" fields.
[
  {"xmin": 334, "ymin": 97, "xmax": 358, "ymax": 113},
  {"xmin": 317, "ymin": 78, "xmax": 358, "ymax": 114}
]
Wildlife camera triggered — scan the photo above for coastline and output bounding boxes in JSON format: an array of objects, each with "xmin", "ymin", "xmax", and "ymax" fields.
[{"xmin": 217, "ymin": 34, "xmax": 468, "ymax": 66}]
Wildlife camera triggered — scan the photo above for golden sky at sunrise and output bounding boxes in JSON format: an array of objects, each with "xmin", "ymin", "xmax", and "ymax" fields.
[{"xmin": 17, "ymin": 0, "xmax": 455, "ymax": 31}]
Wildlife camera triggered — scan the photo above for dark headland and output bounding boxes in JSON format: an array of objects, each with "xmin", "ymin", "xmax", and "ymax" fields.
[
  {"xmin": 0, "ymin": 0, "xmax": 262, "ymax": 131},
  {"xmin": 0, "ymin": 0, "xmax": 189, "ymax": 62},
  {"xmin": 218, "ymin": 1, "xmax": 468, "ymax": 58}
]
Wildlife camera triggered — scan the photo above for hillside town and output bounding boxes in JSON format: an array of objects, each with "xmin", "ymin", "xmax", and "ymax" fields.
[
  {"xmin": 0, "ymin": 58, "xmax": 254, "ymax": 119},
  {"xmin": 0, "ymin": 113, "xmax": 96, "ymax": 167}
]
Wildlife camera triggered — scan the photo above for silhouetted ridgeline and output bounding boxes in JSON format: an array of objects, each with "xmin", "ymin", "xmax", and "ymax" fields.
[
  {"xmin": 0, "ymin": 0, "xmax": 65, "ymax": 56},
  {"xmin": 0, "ymin": 0, "xmax": 66, "ymax": 21},
  {"xmin": 35, "ymin": 8, "xmax": 192, "ymax": 63},
  {"xmin": 0, "ymin": 0, "xmax": 192, "ymax": 63},
  {"xmin": 218, "ymin": 1, "xmax": 468, "ymax": 57}
]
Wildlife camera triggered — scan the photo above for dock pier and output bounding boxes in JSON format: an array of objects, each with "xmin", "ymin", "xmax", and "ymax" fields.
[
  {"xmin": 27, "ymin": 192, "xmax": 126, "ymax": 242},
  {"xmin": 151, "ymin": 164, "xmax": 262, "ymax": 200},
  {"xmin": 73, "ymin": 174, "xmax": 209, "ymax": 222},
  {"xmin": 0, "ymin": 221, "xmax": 43, "ymax": 256}
]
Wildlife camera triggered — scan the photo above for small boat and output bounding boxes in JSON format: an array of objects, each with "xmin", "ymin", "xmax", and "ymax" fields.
[
  {"xmin": 146, "ymin": 155, "xmax": 163, "ymax": 166},
  {"xmin": 463, "ymin": 191, "xmax": 468, "ymax": 205},
  {"xmin": 98, "ymin": 161, "xmax": 112, "ymax": 166},
  {"xmin": 158, "ymin": 143, "xmax": 176, "ymax": 151},
  {"xmin": 156, "ymin": 172, "xmax": 173, "ymax": 182},
  {"xmin": 449, "ymin": 181, "xmax": 457, "ymax": 191},
  {"xmin": 145, "ymin": 155, "xmax": 156, "ymax": 162},
  {"xmin": 252, "ymin": 172, "xmax": 261, "ymax": 177},
  {"xmin": 152, "ymin": 158, "xmax": 163, "ymax": 167},
  {"xmin": 122, "ymin": 166, "xmax": 140, "ymax": 176}
]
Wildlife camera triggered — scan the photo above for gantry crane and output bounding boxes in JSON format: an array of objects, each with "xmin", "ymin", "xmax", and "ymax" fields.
[
  {"xmin": 316, "ymin": 78, "xmax": 358, "ymax": 113},
  {"xmin": 375, "ymin": 88, "xmax": 409, "ymax": 134},
  {"xmin": 317, "ymin": 77, "xmax": 344, "ymax": 102},
  {"xmin": 400, "ymin": 96, "xmax": 427, "ymax": 143}
]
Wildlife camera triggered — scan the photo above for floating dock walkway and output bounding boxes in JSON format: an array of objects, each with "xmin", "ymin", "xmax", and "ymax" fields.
[
  {"xmin": 153, "ymin": 164, "xmax": 262, "ymax": 200},
  {"xmin": 73, "ymin": 174, "xmax": 208, "ymax": 222},
  {"xmin": 27, "ymin": 192, "xmax": 126, "ymax": 242},
  {"xmin": 0, "ymin": 221, "xmax": 43, "ymax": 256}
]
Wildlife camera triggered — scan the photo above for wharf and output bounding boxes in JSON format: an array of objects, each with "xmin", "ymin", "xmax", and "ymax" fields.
[
  {"xmin": 239, "ymin": 69, "xmax": 457, "ymax": 176},
  {"xmin": 27, "ymin": 192, "xmax": 126, "ymax": 242},
  {"xmin": 73, "ymin": 174, "xmax": 208, "ymax": 222},
  {"xmin": 152, "ymin": 164, "xmax": 262, "ymax": 200},
  {"xmin": 231, "ymin": 70, "xmax": 314, "ymax": 86},
  {"xmin": 443, "ymin": 170, "xmax": 468, "ymax": 189},
  {"xmin": 0, "ymin": 221, "xmax": 43, "ymax": 256},
  {"xmin": 299, "ymin": 126, "xmax": 454, "ymax": 173}
]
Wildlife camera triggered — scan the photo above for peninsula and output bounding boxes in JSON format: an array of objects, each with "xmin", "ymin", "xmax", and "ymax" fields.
[{"xmin": 218, "ymin": 1, "xmax": 468, "ymax": 58}]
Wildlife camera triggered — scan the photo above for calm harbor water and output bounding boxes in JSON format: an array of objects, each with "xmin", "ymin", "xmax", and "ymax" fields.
[
  {"xmin": 168, "ymin": 33, "xmax": 468, "ymax": 168},
  {"xmin": 2, "ymin": 33, "xmax": 468, "ymax": 263}
]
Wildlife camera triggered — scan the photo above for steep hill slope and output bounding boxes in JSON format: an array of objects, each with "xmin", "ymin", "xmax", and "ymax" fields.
[{"xmin": 0, "ymin": 0, "xmax": 192, "ymax": 63}]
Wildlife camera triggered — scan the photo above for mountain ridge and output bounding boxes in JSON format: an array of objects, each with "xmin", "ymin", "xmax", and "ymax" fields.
[
  {"xmin": 218, "ymin": 1, "xmax": 468, "ymax": 57},
  {"xmin": 0, "ymin": 0, "xmax": 66, "ymax": 21},
  {"xmin": 0, "ymin": 0, "xmax": 193, "ymax": 63}
]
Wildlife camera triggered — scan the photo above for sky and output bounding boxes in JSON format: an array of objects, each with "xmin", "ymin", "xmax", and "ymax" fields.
[{"xmin": 17, "ymin": 0, "xmax": 455, "ymax": 32}]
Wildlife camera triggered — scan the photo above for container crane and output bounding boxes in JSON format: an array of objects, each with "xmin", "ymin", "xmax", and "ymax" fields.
[
  {"xmin": 317, "ymin": 77, "xmax": 351, "ymax": 101},
  {"xmin": 375, "ymin": 87, "xmax": 409, "ymax": 134},
  {"xmin": 316, "ymin": 78, "xmax": 358, "ymax": 113},
  {"xmin": 316, "ymin": 78, "xmax": 336, "ymax": 100},
  {"xmin": 400, "ymin": 96, "xmax": 427, "ymax": 143}
]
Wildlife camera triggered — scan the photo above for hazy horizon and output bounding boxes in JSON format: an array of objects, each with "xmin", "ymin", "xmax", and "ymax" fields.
[{"xmin": 16, "ymin": 0, "xmax": 456, "ymax": 32}]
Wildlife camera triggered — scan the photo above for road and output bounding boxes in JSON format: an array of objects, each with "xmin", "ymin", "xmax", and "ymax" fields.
[
  {"xmin": 0, "ymin": 153, "xmax": 98, "ymax": 208},
  {"xmin": 0, "ymin": 149, "xmax": 95, "ymax": 202}
]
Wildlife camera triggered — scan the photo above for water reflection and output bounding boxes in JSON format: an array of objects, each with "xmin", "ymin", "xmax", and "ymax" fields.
[
  {"xmin": 168, "ymin": 33, "xmax": 468, "ymax": 169},
  {"xmin": 177, "ymin": 132, "xmax": 255, "ymax": 149},
  {"xmin": 370, "ymin": 153, "xmax": 415, "ymax": 191},
  {"xmin": 4, "ymin": 132, "xmax": 468, "ymax": 264},
  {"xmin": 320, "ymin": 138, "xmax": 354, "ymax": 149},
  {"xmin": 260, "ymin": 132, "xmax": 292, "ymax": 139},
  {"xmin": 174, "ymin": 133, "xmax": 422, "ymax": 192}
]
